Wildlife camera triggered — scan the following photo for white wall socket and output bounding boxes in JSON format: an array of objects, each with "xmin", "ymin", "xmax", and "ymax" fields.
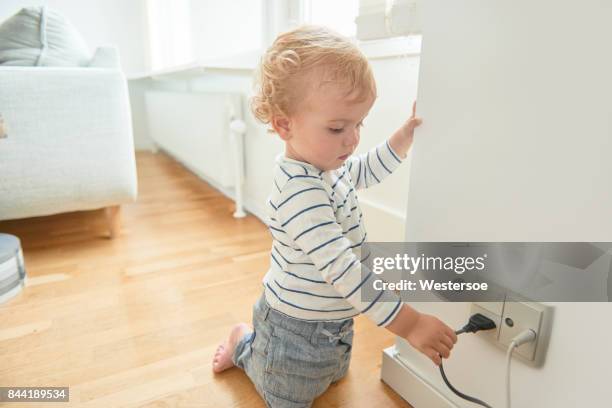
[{"xmin": 470, "ymin": 299, "xmax": 553, "ymax": 366}]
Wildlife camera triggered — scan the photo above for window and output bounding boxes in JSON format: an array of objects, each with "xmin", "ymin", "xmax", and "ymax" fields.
[
  {"xmin": 303, "ymin": 0, "xmax": 359, "ymax": 38},
  {"xmin": 300, "ymin": 0, "xmax": 420, "ymax": 41},
  {"xmin": 147, "ymin": 0, "xmax": 194, "ymax": 70},
  {"xmin": 146, "ymin": 0, "xmax": 263, "ymax": 71},
  {"xmin": 190, "ymin": 0, "xmax": 263, "ymax": 63},
  {"xmin": 355, "ymin": 0, "xmax": 420, "ymax": 41}
]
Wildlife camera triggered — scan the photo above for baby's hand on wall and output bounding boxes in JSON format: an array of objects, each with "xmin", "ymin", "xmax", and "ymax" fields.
[
  {"xmin": 402, "ymin": 101, "xmax": 423, "ymax": 140},
  {"xmin": 388, "ymin": 100, "xmax": 424, "ymax": 158}
]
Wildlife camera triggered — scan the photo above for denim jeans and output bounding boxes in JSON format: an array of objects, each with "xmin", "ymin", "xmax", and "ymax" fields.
[{"xmin": 232, "ymin": 294, "xmax": 354, "ymax": 407}]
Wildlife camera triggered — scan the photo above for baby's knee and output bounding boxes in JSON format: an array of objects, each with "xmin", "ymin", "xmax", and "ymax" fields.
[{"xmin": 263, "ymin": 390, "xmax": 314, "ymax": 408}]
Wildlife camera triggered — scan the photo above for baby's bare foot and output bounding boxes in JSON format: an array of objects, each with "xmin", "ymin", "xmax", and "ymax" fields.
[{"xmin": 212, "ymin": 323, "xmax": 251, "ymax": 373}]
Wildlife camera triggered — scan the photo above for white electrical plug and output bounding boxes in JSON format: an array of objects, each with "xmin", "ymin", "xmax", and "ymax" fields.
[{"xmin": 511, "ymin": 329, "xmax": 537, "ymax": 347}]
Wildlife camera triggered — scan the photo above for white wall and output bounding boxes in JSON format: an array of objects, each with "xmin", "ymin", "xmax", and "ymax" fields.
[
  {"xmin": 0, "ymin": 0, "xmax": 148, "ymax": 75},
  {"xmin": 399, "ymin": 1, "xmax": 612, "ymax": 406}
]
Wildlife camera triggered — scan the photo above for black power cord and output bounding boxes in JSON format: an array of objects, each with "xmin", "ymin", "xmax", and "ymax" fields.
[
  {"xmin": 439, "ymin": 313, "xmax": 497, "ymax": 408},
  {"xmin": 440, "ymin": 361, "xmax": 492, "ymax": 408}
]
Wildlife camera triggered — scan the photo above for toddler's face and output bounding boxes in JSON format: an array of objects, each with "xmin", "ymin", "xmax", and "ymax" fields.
[{"xmin": 279, "ymin": 84, "xmax": 374, "ymax": 171}]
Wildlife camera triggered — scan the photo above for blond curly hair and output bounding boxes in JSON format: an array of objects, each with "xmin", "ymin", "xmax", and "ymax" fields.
[{"xmin": 251, "ymin": 25, "xmax": 376, "ymax": 128}]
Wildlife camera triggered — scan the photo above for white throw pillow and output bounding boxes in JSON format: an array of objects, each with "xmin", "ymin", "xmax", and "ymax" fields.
[{"xmin": 0, "ymin": 6, "xmax": 91, "ymax": 66}]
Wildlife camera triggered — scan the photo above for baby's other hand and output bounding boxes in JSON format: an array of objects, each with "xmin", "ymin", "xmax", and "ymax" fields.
[
  {"xmin": 405, "ymin": 312, "xmax": 457, "ymax": 366},
  {"xmin": 402, "ymin": 101, "xmax": 423, "ymax": 140}
]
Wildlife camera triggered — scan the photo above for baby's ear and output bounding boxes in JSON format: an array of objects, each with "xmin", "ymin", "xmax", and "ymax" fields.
[{"xmin": 272, "ymin": 116, "xmax": 292, "ymax": 140}]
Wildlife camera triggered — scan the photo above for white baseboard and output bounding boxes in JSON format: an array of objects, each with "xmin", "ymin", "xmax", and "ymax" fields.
[{"xmin": 381, "ymin": 347, "xmax": 458, "ymax": 408}]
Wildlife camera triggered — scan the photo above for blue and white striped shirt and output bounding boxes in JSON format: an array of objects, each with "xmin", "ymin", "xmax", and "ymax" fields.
[{"xmin": 263, "ymin": 140, "xmax": 404, "ymax": 327}]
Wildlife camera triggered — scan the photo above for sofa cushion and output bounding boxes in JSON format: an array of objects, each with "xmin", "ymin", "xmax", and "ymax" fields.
[{"xmin": 0, "ymin": 6, "xmax": 91, "ymax": 67}]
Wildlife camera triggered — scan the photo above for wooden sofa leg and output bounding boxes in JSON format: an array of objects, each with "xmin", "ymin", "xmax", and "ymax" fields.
[{"xmin": 105, "ymin": 205, "xmax": 121, "ymax": 239}]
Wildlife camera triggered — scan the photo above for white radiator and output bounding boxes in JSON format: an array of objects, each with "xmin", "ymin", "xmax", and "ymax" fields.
[{"xmin": 144, "ymin": 90, "xmax": 243, "ymax": 189}]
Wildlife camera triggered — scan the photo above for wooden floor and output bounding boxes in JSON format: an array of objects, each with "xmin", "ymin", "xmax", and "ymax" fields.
[{"xmin": 0, "ymin": 152, "xmax": 410, "ymax": 408}]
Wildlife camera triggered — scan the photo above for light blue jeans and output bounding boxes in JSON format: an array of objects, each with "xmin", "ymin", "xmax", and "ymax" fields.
[{"xmin": 232, "ymin": 294, "xmax": 354, "ymax": 407}]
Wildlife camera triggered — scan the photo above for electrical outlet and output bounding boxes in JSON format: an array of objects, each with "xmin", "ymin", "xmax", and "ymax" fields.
[
  {"xmin": 471, "ymin": 299, "xmax": 553, "ymax": 367},
  {"xmin": 469, "ymin": 302, "xmax": 502, "ymax": 342},
  {"xmin": 498, "ymin": 300, "xmax": 552, "ymax": 365}
]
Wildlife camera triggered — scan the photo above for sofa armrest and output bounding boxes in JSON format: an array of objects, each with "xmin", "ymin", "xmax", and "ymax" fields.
[{"xmin": 0, "ymin": 66, "xmax": 138, "ymax": 220}]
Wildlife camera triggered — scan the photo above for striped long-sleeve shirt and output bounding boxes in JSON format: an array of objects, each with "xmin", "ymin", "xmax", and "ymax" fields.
[{"xmin": 262, "ymin": 140, "xmax": 404, "ymax": 327}]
